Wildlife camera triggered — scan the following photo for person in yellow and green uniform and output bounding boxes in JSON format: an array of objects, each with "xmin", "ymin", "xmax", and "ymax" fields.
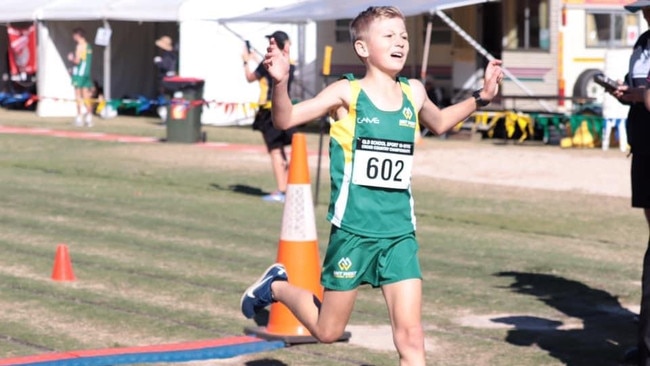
[{"xmin": 68, "ymin": 27, "xmax": 94, "ymax": 127}]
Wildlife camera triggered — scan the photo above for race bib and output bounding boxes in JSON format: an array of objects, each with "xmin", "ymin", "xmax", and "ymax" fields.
[{"xmin": 352, "ymin": 137, "xmax": 414, "ymax": 190}]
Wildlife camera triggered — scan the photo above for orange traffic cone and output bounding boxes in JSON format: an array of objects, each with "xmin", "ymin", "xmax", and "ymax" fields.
[
  {"xmin": 51, "ymin": 244, "xmax": 76, "ymax": 281},
  {"xmin": 244, "ymin": 133, "xmax": 350, "ymax": 344}
]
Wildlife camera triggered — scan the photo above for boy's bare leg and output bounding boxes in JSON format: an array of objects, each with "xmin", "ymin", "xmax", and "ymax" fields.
[
  {"xmin": 645, "ymin": 209, "xmax": 650, "ymax": 232},
  {"xmin": 382, "ymin": 279, "xmax": 426, "ymax": 366},
  {"xmin": 272, "ymin": 281, "xmax": 357, "ymax": 343}
]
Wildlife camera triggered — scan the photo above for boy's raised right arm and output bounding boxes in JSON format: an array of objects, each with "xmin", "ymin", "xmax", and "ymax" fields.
[
  {"xmin": 264, "ymin": 38, "xmax": 346, "ymax": 130},
  {"xmin": 418, "ymin": 59, "xmax": 502, "ymax": 135}
]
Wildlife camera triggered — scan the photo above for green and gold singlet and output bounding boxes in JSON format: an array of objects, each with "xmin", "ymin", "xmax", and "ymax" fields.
[
  {"xmin": 71, "ymin": 43, "xmax": 93, "ymax": 89},
  {"xmin": 327, "ymin": 74, "xmax": 420, "ymax": 237}
]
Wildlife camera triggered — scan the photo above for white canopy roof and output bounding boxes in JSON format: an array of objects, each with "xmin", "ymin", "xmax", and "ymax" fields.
[
  {"xmin": 0, "ymin": 0, "xmax": 300, "ymax": 22},
  {"xmin": 32, "ymin": 0, "xmax": 189, "ymax": 21},
  {"xmin": 0, "ymin": 0, "xmax": 53, "ymax": 22},
  {"xmin": 0, "ymin": 0, "xmax": 492, "ymax": 23},
  {"xmin": 223, "ymin": 0, "xmax": 496, "ymax": 22},
  {"xmin": 0, "ymin": 0, "xmax": 489, "ymax": 23}
]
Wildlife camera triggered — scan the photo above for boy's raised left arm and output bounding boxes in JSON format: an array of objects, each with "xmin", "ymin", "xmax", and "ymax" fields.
[
  {"xmin": 264, "ymin": 38, "xmax": 295, "ymax": 130},
  {"xmin": 265, "ymin": 38, "xmax": 347, "ymax": 130}
]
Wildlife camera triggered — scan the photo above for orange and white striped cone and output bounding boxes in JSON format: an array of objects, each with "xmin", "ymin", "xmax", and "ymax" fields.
[{"xmin": 244, "ymin": 133, "xmax": 350, "ymax": 344}]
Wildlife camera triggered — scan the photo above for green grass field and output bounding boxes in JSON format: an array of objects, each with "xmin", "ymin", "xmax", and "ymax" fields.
[{"xmin": 0, "ymin": 110, "xmax": 646, "ymax": 365}]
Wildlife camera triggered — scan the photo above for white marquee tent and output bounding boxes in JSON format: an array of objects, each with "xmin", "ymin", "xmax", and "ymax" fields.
[{"xmin": 0, "ymin": 0, "xmax": 313, "ymax": 125}]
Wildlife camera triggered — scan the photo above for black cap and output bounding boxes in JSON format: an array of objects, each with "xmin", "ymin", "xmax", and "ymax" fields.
[
  {"xmin": 625, "ymin": 0, "xmax": 650, "ymax": 12},
  {"xmin": 266, "ymin": 30, "xmax": 289, "ymax": 49}
]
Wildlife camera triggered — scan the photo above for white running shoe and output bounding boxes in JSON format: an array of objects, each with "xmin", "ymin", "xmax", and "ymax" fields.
[
  {"xmin": 84, "ymin": 113, "xmax": 93, "ymax": 127},
  {"xmin": 262, "ymin": 191, "xmax": 286, "ymax": 203}
]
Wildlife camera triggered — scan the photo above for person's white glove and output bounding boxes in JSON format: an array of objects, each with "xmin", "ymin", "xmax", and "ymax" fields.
[{"xmin": 153, "ymin": 56, "xmax": 162, "ymax": 64}]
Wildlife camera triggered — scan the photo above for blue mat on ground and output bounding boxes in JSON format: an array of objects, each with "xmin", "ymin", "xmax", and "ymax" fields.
[{"xmin": 0, "ymin": 336, "xmax": 285, "ymax": 366}]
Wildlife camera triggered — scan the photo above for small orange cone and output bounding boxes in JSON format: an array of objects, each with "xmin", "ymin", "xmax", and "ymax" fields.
[
  {"xmin": 244, "ymin": 133, "xmax": 350, "ymax": 344},
  {"xmin": 51, "ymin": 244, "xmax": 76, "ymax": 281}
]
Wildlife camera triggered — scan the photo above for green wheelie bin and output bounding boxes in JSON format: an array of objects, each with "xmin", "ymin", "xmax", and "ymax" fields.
[{"xmin": 162, "ymin": 76, "xmax": 205, "ymax": 143}]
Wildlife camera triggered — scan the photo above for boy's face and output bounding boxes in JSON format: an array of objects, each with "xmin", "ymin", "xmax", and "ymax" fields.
[{"xmin": 357, "ymin": 16, "xmax": 409, "ymax": 72}]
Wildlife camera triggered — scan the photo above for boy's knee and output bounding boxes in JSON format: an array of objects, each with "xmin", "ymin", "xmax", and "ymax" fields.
[
  {"xmin": 315, "ymin": 327, "xmax": 346, "ymax": 344},
  {"xmin": 393, "ymin": 324, "xmax": 425, "ymax": 351}
]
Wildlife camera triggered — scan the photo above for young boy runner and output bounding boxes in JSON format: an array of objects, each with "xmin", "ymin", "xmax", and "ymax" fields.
[{"xmin": 241, "ymin": 6, "xmax": 503, "ymax": 365}]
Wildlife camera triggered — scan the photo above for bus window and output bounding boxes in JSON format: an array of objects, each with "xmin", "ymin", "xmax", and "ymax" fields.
[
  {"xmin": 335, "ymin": 19, "xmax": 352, "ymax": 43},
  {"xmin": 586, "ymin": 11, "xmax": 639, "ymax": 48},
  {"xmin": 504, "ymin": 0, "xmax": 550, "ymax": 50}
]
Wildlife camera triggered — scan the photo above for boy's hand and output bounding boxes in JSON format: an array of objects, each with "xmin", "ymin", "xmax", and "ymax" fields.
[
  {"xmin": 263, "ymin": 37, "xmax": 290, "ymax": 84},
  {"xmin": 481, "ymin": 59, "xmax": 503, "ymax": 101}
]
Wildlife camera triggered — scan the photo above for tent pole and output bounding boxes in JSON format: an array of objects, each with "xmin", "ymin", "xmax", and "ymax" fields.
[
  {"xmin": 298, "ymin": 23, "xmax": 306, "ymax": 100},
  {"xmin": 35, "ymin": 20, "xmax": 46, "ymax": 116},
  {"xmin": 103, "ymin": 19, "xmax": 111, "ymax": 101},
  {"xmin": 420, "ymin": 13, "xmax": 433, "ymax": 83},
  {"xmin": 420, "ymin": 13, "xmax": 434, "ymax": 137},
  {"xmin": 314, "ymin": 45, "xmax": 332, "ymax": 207}
]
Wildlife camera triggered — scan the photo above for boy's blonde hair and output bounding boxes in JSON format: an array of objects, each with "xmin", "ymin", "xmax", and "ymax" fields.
[{"xmin": 349, "ymin": 6, "xmax": 405, "ymax": 42}]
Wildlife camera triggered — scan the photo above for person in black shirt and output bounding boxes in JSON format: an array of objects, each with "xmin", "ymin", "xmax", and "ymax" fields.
[
  {"xmin": 610, "ymin": 2, "xmax": 650, "ymax": 364},
  {"xmin": 154, "ymin": 35, "xmax": 178, "ymax": 82},
  {"xmin": 243, "ymin": 31, "xmax": 296, "ymax": 203}
]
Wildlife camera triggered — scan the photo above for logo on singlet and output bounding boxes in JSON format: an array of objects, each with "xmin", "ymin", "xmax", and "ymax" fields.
[
  {"xmin": 399, "ymin": 107, "xmax": 416, "ymax": 128},
  {"xmin": 402, "ymin": 107, "xmax": 413, "ymax": 120},
  {"xmin": 357, "ymin": 116, "xmax": 380, "ymax": 124}
]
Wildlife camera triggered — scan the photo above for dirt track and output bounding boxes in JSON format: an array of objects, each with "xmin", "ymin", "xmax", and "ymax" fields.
[{"xmin": 412, "ymin": 137, "xmax": 631, "ymax": 198}]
